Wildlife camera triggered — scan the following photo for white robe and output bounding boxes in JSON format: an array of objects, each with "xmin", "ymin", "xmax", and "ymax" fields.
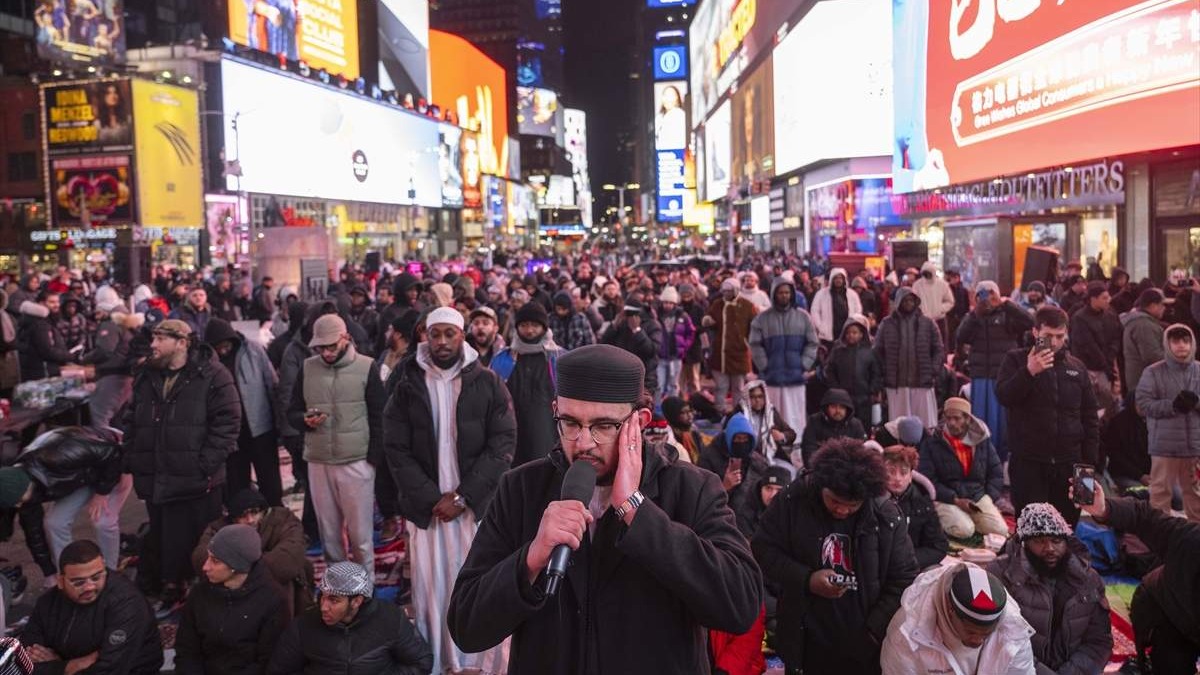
[{"xmin": 408, "ymin": 343, "xmax": 510, "ymax": 674}]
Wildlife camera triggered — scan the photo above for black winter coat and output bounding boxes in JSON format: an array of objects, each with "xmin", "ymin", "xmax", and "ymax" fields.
[
  {"xmin": 20, "ymin": 571, "xmax": 164, "ymax": 675},
  {"xmin": 751, "ymin": 477, "xmax": 918, "ymax": 669},
  {"xmin": 600, "ymin": 319, "xmax": 663, "ymax": 393},
  {"xmin": 1069, "ymin": 306, "xmax": 1122, "ymax": 376},
  {"xmin": 17, "ymin": 427, "xmax": 123, "ymax": 502},
  {"xmin": 874, "ymin": 302, "xmax": 944, "ymax": 388},
  {"xmin": 447, "ymin": 447, "xmax": 762, "ymax": 675},
  {"xmin": 383, "ymin": 353, "xmax": 516, "ymax": 529},
  {"xmin": 956, "ymin": 302, "xmax": 1034, "ymax": 379},
  {"xmin": 824, "ymin": 342, "xmax": 883, "ymax": 416},
  {"xmin": 267, "ymin": 598, "xmax": 434, "ymax": 675},
  {"xmin": 916, "ymin": 426, "xmax": 1004, "ymax": 503},
  {"xmin": 175, "ymin": 562, "xmax": 290, "ymax": 675},
  {"xmin": 799, "ymin": 411, "xmax": 867, "ymax": 468},
  {"xmin": 17, "ymin": 304, "xmax": 73, "ymax": 382},
  {"xmin": 123, "ymin": 345, "xmax": 242, "ymax": 504},
  {"xmin": 890, "ymin": 482, "xmax": 949, "ymax": 569},
  {"xmin": 995, "ymin": 348, "xmax": 1099, "ymax": 464}
]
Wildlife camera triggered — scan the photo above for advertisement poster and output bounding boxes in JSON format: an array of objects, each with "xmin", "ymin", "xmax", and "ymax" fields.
[
  {"xmin": 808, "ymin": 177, "xmax": 904, "ymax": 253},
  {"xmin": 894, "ymin": 0, "xmax": 1200, "ymax": 194},
  {"xmin": 704, "ymin": 100, "xmax": 732, "ymax": 201},
  {"xmin": 221, "ymin": 59, "xmax": 441, "ymax": 208},
  {"xmin": 227, "ymin": 0, "xmax": 361, "ymax": 79},
  {"xmin": 377, "ymin": 0, "xmax": 430, "ymax": 98},
  {"xmin": 429, "ymin": 30, "xmax": 511, "ymax": 178},
  {"xmin": 657, "ymin": 150, "xmax": 686, "ymax": 222},
  {"xmin": 774, "ymin": 0, "xmax": 891, "ymax": 175},
  {"xmin": 51, "ymin": 154, "xmax": 134, "ymax": 228},
  {"xmin": 731, "ymin": 56, "xmax": 774, "ymax": 187},
  {"xmin": 653, "ymin": 45, "xmax": 688, "ymax": 81},
  {"xmin": 206, "ymin": 194, "xmax": 245, "ymax": 268},
  {"xmin": 564, "ymin": 109, "xmax": 592, "ymax": 227},
  {"xmin": 461, "ymin": 130, "xmax": 483, "ymax": 208},
  {"xmin": 654, "ymin": 81, "xmax": 688, "ymax": 151},
  {"xmin": 43, "ymin": 80, "xmax": 133, "ymax": 156},
  {"xmin": 944, "ymin": 223, "xmax": 997, "ymax": 287},
  {"xmin": 438, "ymin": 124, "xmax": 464, "ymax": 208},
  {"xmin": 35, "ymin": 0, "xmax": 125, "ymax": 65},
  {"xmin": 131, "ymin": 79, "xmax": 202, "ymax": 228},
  {"xmin": 517, "ymin": 86, "xmax": 560, "ymax": 137}
]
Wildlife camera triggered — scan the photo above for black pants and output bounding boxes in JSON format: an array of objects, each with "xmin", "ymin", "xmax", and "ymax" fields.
[
  {"xmin": 141, "ymin": 491, "xmax": 222, "ymax": 589},
  {"xmin": 0, "ymin": 504, "xmax": 55, "ymax": 576},
  {"xmin": 375, "ymin": 458, "xmax": 399, "ymax": 519},
  {"xmin": 227, "ymin": 430, "xmax": 283, "ymax": 506},
  {"xmin": 282, "ymin": 435, "xmax": 319, "ymax": 542},
  {"xmin": 1009, "ymin": 456, "xmax": 1081, "ymax": 525},
  {"xmin": 1131, "ymin": 584, "xmax": 1200, "ymax": 674}
]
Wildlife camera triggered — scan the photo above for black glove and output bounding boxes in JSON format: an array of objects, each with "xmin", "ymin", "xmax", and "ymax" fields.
[{"xmin": 1172, "ymin": 390, "xmax": 1199, "ymax": 413}]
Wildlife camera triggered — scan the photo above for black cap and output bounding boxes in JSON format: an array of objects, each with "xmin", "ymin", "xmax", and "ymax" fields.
[
  {"xmin": 555, "ymin": 344, "xmax": 645, "ymax": 403},
  {"xmin": 762, "ymin": 466, "xmax": 792, "ymax": 488},
  {"xmin": 227, "ymin": 488, "xmax": 269, "ymax": 519},
  {"xmin": 515, "ymin": 301, "xmax": 549, "ymax": 329},
  {"xmin": 1086, "ymin": 280, "xmax": 1108, "ymax": 298}
]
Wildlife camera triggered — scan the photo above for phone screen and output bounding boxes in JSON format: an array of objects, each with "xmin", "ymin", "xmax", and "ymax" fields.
[
  {"xmin": 1072, "ymin": 464, "xmax": 1096, "ymax": 506},
  {"xmin": 1035, "ymin": 336, "xmax": 1050, "ymax": 353}
]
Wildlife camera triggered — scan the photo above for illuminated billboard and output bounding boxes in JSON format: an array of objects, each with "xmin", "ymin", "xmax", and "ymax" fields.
[
  {"xmin": 564, "ymin": 109, "xmax": 593, "ymax": 227},
  {"xmin": 731, "ymin": 56, "xmax": 774, "ymax": 186},
  {"xmin": 775, "ymin": 0, "xmax": 892, "ymax": 174},
  {"xmin": 131, "ymin": 80, "xmax": 203, "ymax": 228},
  {"xmin": 429, "ymin": 30, "xmax": 512, "ymax": 178},
  {"xmin": 378, "ymin": 0, "xmax": 430, "ymax": 98},
  {"xmin": 35, "ymin": 0, "xmax": 125, "ymax": 65},
  {"xmin": 653, "ymin": 45, "xmax": 688, "ymax": 81},
  {"xmin": 227, "ymin": 0, "xmax": 361, "ymax": 79},
  {"xmin": 42, "ymin": 80, "xmax": 133, "ymax": 157},
  {"xmin": 517, "ymin": 86, "xmax": 561, "ymax": 138},
  {"xmin": 894, "ymin": 0, "xmax": 1200, "ymax": 193},
  {"xmin": 220, "ymin": 59, "xmax": 440, "ymax": 208},
  {"xmin": 703, "ymin": 100, "xmax": 732, "ymax": 202}
]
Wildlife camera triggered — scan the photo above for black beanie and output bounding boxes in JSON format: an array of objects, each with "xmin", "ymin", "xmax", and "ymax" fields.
[{"xmin": 515, "ymin": 301, "xmax": 549, "ymax": 329}]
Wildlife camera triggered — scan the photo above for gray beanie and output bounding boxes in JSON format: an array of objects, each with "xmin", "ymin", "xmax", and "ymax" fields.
[
  {"xmin": 208, "ymin": 524, "xmax": 262, "ymax": 573},
  {"xmin": 896, "ymin": 416, "xmax": 926, "ymax": 445}
]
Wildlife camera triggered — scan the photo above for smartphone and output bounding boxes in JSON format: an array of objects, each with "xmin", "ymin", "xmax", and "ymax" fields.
[
  {"xmin": 1034, "ymin": 335, "xmax": 1050, "ymax": 353},
  {"xmin": 1072, "ymin": 464, "xmax": 1096, "ymax": 506}
]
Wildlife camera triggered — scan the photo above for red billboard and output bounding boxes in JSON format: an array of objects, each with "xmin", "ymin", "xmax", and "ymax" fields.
[{"xmin": 893, "ymin": 0, "xmax": 1200, "ymax": 193}]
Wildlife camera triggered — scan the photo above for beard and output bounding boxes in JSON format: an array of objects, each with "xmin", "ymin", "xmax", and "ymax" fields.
[
  {"xmin": 1025, "ymin": 546, "xmax": 1069, "ymax": 578},
  {"xmin": 432, "ymin": 349, "xmax": 462, "ymax": 370}
]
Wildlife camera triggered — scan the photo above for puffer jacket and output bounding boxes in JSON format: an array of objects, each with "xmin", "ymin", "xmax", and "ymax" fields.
[
  {"xmin": 987, "ymin": 539, "xmax": 1112, "ymax": 675},
  {"xmin": 956, "ymin": 300, "xmax": 1034, "ymax": 379},
  {"xmin": 749, "ymin": 278, "xmax": 819, "ymax": 387},
  {"xmin": 824, "ymin": 316, "xmax": 883, "ymax": 425},
  {"xmin": 752, "ymin": 476, "xmax": 918, "ymax": 669},
  {"xmin": 917, "ymin": 415, "xmax": 1004, "ymax": 503},
  {"xmin": 1121, "ymin": 308, "xmax": 1164, "ymax": 393},
  {"xmin": 267, "ymin": 599, "xmax": 433, "ymax": 675},
  {"xmin": 798, "ymin": 388, "xmax": 867, "ymax": 467},
  {"xmin": 875, "ymin": 288, "xmax": 944, "ymax": 389},
  {"xmin": 656, "ymin": 306, "xmax": 696, "ymax": 361},
  {"xmin": 170, "ymin": 303, "xmax": 213, "ymax": 342},
  {"xmin": 1135, "ymin": 323, "xmax": 1200, "ymax": 457},
  {"xmin": 891, "ymin": 479, "xmax": 949, "ymax": 570},
  {"xmin": 706, "ymin": 295, "xmax": 757, "ymax": 376},
  {"xmin": 79, "ymin": 311, "xmax": 140, "ymax": 377},
  {"xmin": 123, "ymin": 344, "xmax": 242, "ymax": 504},
  {"xmin": 174, "ymin": 562, "xmax": 290, "ymax": 675},
  {"xmin": 16, "ymin": 426, "xmax": 123, "ymax": 501},
  {"xmin": 996, "ymin": 346, "xmax": 1100, "ymax": 464},
  {"xmin": 1069, "ymin": 304, "xmax": 1122, "ymax": 375},
  {"xmin": 881, "ymin": 563, "xmax": 1036, "ymax": 675},
  {"xmin": 599, "ymin": 314, "xmax": 663, "ymax": 394},
  {"xmin": 17, "ymin": 300, "xmax": 73, "ymax": 382},
  {"xmin": 383, "ymin": 344, "xmax": 516, "ymax": 529},
  {"xmin": 810, "ymin": 268, "xmax": 864, "ymax": 341}
]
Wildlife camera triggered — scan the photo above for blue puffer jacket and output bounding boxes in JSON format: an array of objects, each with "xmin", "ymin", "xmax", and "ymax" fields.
[{"xmin": 749, "ymin": 278, "xmax": 819, "ymax": 387}]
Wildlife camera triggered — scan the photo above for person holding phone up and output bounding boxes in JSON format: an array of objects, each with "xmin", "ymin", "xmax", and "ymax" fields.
[
  {"xmin": 1133, "ymin": 323, "xmax": 1200, "ymax": 521},
  {"xmin": 996, "ymin": 306, "xmax": 1099, "ymax": 525}
]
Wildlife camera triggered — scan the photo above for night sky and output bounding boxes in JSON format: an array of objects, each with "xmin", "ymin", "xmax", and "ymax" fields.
[{"xmin": 563, "ymin": 0, "xmax": 637, "ymax": 200}]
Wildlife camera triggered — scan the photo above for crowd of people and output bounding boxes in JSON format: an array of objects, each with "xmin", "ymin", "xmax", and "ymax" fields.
[{"xmin": 0, "ymin": 250, "xmax": 1194, "ymax": 674}]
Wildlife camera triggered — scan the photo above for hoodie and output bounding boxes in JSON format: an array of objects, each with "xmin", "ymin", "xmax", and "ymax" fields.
[
  {"xmin": 810, "ymin": 268, "xmax": 863, "ymax": 341},
  {"xmin": 737, "ymin": 380, "xmax": 798, "ymax": 466},
  {"xmin": 748, "ymin": 277, "xmax": 819, "ymax": 386},
  {"xmin": 824, "ymin": 314, "xmax": 883, "ymax": 426},
  {"xmin": 799, "ymin": 388, "xmax": 867, "ymax": 467},
  {"xmin": 698, "ymin": 412, "xmax": 770, "ymax": 538},
  {"xmin": 911, "ymin": 262, "xmax": 955, "ymax": 321},
  {"xmin": 1134, "ymin": 323, "xmax": 1200, "ymax": 457},
  {"xmin": 207, "ymin": 318, "xmax": 278, "ymax": 438},
  {"xmin": 917, "ymin": 412, "xmax": 1004, "ymax": 503},
  {"xmin": 1120, "ymin": 307, "xmax": 1164, "ymax": 393}
]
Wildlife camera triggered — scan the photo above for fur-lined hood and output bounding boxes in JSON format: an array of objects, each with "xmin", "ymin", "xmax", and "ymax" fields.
[{"xmin": 19, "ymin": 300, "xmax": 48, "ymax": 319}]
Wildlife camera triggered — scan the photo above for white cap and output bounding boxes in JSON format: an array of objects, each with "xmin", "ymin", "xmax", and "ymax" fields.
[{"xmin": 426, "ymin": 306, "xmax": 465, "ymax": 330}]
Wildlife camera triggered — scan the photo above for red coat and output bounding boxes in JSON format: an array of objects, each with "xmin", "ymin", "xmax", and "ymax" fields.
[{"xmin": 709, "ymin": 604, "xmax": 766, "ymax": 675}]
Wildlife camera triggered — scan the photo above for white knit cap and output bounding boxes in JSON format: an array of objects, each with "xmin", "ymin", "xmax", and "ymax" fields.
[
  {"xmin": 426, "ymin": 306, "xmax": 465, "ymax": 330},
  {"xmin": 1016, "ymin": 502, "xmax": 1073, "ymax": 540}
]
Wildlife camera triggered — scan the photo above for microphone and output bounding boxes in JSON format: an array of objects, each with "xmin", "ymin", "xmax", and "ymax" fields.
[{"xmin": 543, "ymin": 460, "xmax": 597, "ymax": 597}]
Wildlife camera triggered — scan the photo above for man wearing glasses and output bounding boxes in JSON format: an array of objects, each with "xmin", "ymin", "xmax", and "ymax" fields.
[
  {"xmin": 20, "ymin": 539, "xmax": 163, "ymax": 674},
  {"xmin": 287, "ymin": 314, "xmax": 386, "ymax": 573},
  {"xmin": 448, "ymin": 343, "xmax": 761, "ymax": 674},
  {"xmin": 384, "ymin": 307, "xmax": 516, "ymax": 674}
]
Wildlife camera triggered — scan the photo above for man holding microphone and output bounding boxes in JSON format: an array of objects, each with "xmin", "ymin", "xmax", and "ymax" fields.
[{"xmin": 448, "ymin": 344, "xmax": 761, "ymax": 674}]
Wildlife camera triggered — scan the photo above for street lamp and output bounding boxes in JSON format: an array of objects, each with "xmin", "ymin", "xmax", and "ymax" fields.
[{"xmin": 602, "ymin": 182, "xmax": 640, "ymax": 225}]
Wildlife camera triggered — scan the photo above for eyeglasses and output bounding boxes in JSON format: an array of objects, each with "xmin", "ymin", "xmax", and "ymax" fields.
[
  {"xmin": 555, "ymin": 411, "xmax": 634, "ymax": 445},
  {"xmin": 315, "ymin": 343, "xmax": 342, "ymax": 354},
  {"xmin": 66, "ymin": 569, "xmax": 106, "ymax": 589}
]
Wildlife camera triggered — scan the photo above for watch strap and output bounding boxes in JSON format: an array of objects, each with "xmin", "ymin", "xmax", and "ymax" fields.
[{"xmin": 614, "ymin": 490, "xmax": 644, "ymax": 519}]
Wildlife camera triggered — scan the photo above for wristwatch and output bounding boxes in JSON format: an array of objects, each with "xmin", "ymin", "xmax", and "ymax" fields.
[
  {"xmin": 452, "ymin": 493, "xmax": 467, "ymax": 509},
  {"xmin": 614, "ymin": 490, "xmax": 645, "ymax": 520}
]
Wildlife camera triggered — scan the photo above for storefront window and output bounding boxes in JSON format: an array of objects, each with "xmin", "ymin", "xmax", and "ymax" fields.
[
  {"xmin": 1013, "ymin": 222, "xmax": 1066, "ymax": 287},
  {"xmin": 1162, "ymin": 227, "xmax": 1200, "ymax": 279},
  {"xmin": 943, "ymin": 222, "xmax": 997, "ymax": 288},
  {"xmin": 1080, "ymin": 217, "xmax": 1119, "ymax": 277}
]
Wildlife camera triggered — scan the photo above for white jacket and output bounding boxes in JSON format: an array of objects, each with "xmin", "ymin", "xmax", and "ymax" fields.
[
  {"xmin": 810, "ymin": 268, "xmax": 863, "ymax": 341},
  {"xmin": 912, "ymin": 262, "xmax": 955, "ymax": 321},
  {"xmin": 880, "ymin": 564, "xmax": 1037, "ymax": 675}
]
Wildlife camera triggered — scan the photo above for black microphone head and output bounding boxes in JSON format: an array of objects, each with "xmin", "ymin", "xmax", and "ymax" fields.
[{"xmin": 560, "ymin": 459, "xmax": 597, "ymax": 503}]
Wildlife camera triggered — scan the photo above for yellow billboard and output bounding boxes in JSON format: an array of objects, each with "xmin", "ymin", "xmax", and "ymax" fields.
[{"xmin": 132, "ymin": 80, "xmax": 203, "ymax": 229}]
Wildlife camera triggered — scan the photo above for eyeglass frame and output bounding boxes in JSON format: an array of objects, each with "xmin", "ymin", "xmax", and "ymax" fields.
[
  {"xmin": 65, "ymin": 568, "xmax": 107, "ymax": 589},
  {"xmin": 554, "ymin": 411, "xmax": 635, "ymax": 445}
]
